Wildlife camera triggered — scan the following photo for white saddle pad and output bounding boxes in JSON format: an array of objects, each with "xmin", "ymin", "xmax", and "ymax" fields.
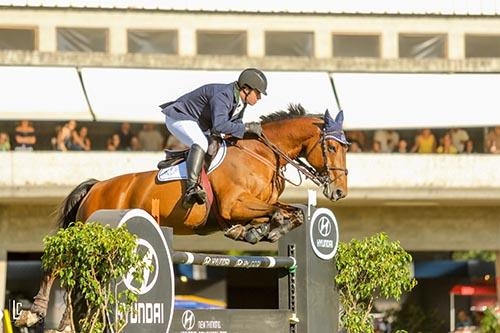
[{"xmin": 157, "ymin": 141, "xmax": 227, "ymax": 182}]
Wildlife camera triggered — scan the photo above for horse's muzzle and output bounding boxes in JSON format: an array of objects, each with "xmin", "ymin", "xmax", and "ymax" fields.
[{"xmin": 323, "ymin": 183, "xmax": 346, "ymax": 201}]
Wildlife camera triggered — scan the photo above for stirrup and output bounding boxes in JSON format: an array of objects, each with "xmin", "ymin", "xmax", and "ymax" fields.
[{"xmin": 183, "ymin": 185, "xmax": 207, "ymax": 208}]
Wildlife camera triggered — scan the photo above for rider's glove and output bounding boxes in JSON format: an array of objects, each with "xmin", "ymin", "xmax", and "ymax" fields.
[{"xmin": 244, "ymin": 122, "xmax": 263, "ymax": 137}]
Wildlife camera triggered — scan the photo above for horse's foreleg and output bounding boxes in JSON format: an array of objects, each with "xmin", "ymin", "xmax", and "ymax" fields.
[
  {"xmin": 15, "ymin": 272, "xmax": 56, "ymax": 327},
  {"xmin": 266, "ymin": 204, "xmax": 305, "ymax": 242},
  {"xmin": 219, "ymin": 194, "xmax": 283, "ymax": 243}
]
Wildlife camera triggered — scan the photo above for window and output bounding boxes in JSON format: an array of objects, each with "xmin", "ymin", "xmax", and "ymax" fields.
[
  {"xmin": 57, "ymin": 27, "xmax": 108, "ymax": 52},
  {"xmin": 265, "ymin": 31, "xmax": 314, "ymax": 57},
  {"xmin": 465, "ymin": 34, "xmax": 500, "ymax": 58},
  {"xmin": 197, "ymin": 31, "xmax": 246, "ymax": 56},
  {"xmin": 332, "ymin": 34, "xmax": 380, "ymax": 58},
  {"xmin": 127, "ymin": 30, "xmax": 177, "ymax": 54},
  {"xmin": 0, "ymin": 28, "xmax": 36, "ymax": 51},
  {"xmin": 399, "ymin": 34, "xmax": 446, "ymax": 59}
]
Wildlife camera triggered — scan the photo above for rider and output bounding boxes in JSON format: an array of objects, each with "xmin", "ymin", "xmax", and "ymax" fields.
[{"xmin": 160, "ymin": 68, "xmax": 267, "ymax": 209}]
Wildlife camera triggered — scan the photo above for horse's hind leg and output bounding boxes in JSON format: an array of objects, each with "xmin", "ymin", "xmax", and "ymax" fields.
[{"xmin": 15, "ymin": 272, "xmax": 56, "ymax": 327}]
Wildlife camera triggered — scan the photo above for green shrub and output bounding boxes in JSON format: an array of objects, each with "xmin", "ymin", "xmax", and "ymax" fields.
[
  {"xmin": 336, "ymin": 232, "xmax": 417, "ymax": 333},
  {"xmin": 42, "ymin": 222, "xmax": 148, "ymax": 333},
  {"xmin": 480, "ymin": 307, "xmax": 500, "ymax": 333}
]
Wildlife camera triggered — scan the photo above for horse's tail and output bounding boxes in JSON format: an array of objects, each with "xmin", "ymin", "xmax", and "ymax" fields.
[{"xmin": 57, "ymin": 178, "xmax": 99, "ymax": 229}]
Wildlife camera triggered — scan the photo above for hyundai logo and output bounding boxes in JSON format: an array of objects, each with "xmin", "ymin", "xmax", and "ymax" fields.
[
  {"xmin": 318, "ymin": 216, "xmax": 332, "ymax": 237},
  {"xmin": 181, "ymin": 310, "xmax": 196, "ymax": 331},
  {"xmin": 124, "ymin": 238, "xmax": 159, "ymax": 295}
]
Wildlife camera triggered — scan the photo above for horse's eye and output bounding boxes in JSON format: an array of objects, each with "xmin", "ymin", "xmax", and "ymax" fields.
[{"xmin": 328, "ymin": 145, "xmax": 336, "ymax": 153}]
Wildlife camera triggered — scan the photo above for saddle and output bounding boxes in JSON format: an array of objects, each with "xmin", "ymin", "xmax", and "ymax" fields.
[{"xmin": 157, "ymin": 136, "xmax": 223, "ymax": 169}]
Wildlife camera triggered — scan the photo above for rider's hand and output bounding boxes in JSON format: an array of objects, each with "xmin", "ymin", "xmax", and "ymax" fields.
[{"xmin": 245, "ymin": 122, "xmax": 263, "ymax": 137}]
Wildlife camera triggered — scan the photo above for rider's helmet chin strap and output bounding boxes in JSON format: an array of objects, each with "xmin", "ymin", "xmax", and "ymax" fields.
[{"xmin": 241, "ymin": 87, "xmax": 250, "ymax": 108}]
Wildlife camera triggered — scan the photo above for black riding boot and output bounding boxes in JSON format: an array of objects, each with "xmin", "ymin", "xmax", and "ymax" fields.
[{"xmin": 183, "ymin": 144, "xmax": 207, "ymax": 209}]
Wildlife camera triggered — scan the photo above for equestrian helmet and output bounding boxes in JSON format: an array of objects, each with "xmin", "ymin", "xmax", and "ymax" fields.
[{"xmin": 238, "ymin": 68, "xmax": 267, "ymax": 95}]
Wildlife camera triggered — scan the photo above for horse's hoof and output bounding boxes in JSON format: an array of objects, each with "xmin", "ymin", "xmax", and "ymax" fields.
[
  {"xmin": 14, "ymin": 310, "xmax": 43, "ymax": 327},
  {"xmin": 244, "ymin": 224, "xmax": 270, "ymax": 244},
  {"xmin": 224, "ymin": 224, "xmax": 246, "ymax": 240},
  {"xmin": 267, "ymin": 228, "xmax": 283, "ymax": 243},
  {"xmin": 244, "ymin": 229, "xmax": 261, "ymax": 244}
]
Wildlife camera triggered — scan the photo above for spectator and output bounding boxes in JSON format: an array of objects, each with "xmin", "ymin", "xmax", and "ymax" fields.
[
  {"xmin": 437, "ymin": 133, "xmax": 458, "ymax": 154},
  {"xmin": 346, "ymin": 130, "xmax": 367, "ymax": 151},
  {"xmin": 57, "ymin": 120, "xmax": 78, "ymax": 151},
  {"xmin": 371, "ymin": 141, "xmax": 382, "ymax": 153},
  {"xmin": 72, "ymin": 126, "xmax": 92, "ymax": 151},
  {"xmin": 14, "ymin": 120, "xmax": 36, "ymax": 151},
  {"xmin": 0, "ymin": 132, "xmax": 11, "ymax": 151},
  {"xmin": 54, "ymin": 126, "xmax": 68, "ymax": 151},
  {"xmin": 456, "ymin": 310, "xmax": 473, "ymax": 328},
  {"xmin": 107, "ymin": 134, "xmax": 121, "ymax": 151},
  {"xmin": 349, "ymin": 140, "xmax": 363, "ymax": 153},
  {"xmin": 129, "ymin": 136, "xmax": 142, "ymax": 151},
  {"xmin": 411, "ymin": 128, "xmax": 436, "ymax": 154},
  {"xmin": 449, "ymin": 128, "xmax": 469, "ymax": 153},
  {"xmin": 373, "ymin": 129, "xmax": 399, "ymax": 153},
  {"xmin": 117, "ymin": 122, "xmax": 134, "ymax": 150},
  {"xmin": 464, "ymin": 139, "xmax": 475, "ymax": 154},
  {"xmin": 397, "ymin": 139, "xmax": 408, "ymax": 153},
  {"xmin": 138, "ymin": 123, "xmax": 164, "ymax": 151},
  {"xmin": 485, "ymin": 126, "xmax": 500, "ymax": 153}
]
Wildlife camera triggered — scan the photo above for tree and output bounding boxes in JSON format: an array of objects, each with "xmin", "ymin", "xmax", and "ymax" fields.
[
  {"xmin": 42, "ymin": 222, "xmax": 148, "ymax": 333},
  {"xmin": 336, "ymin": 232, "xmax": 417, "ymax": 333}
]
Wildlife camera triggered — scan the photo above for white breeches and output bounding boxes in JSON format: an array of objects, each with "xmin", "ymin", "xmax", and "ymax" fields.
[{"xmin": 165, "ymin": 115, "xmax": 208, "ymax": 152}]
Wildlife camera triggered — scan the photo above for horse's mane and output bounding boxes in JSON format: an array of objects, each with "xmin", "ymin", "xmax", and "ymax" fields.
[{"xmin": 260, "ymin": 104, "xmax": 322, "ymax": 124}]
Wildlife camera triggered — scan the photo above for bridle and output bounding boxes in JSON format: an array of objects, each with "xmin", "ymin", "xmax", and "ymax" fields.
[
  {"xmin": 257, "ymin": 128, "xmax": 348, "ymax": 188},
  {"xmin": 321, "ymin": 129, "xmax": 349, "ymax": 184}
]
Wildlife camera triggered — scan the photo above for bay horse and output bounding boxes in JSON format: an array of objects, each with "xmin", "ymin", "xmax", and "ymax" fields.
[{"xmin": 16, "ymin": 104, "xmax": 348, "ymax": 330}]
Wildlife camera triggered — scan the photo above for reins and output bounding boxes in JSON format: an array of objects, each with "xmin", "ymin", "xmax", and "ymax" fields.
[{"xmin": 259, "ymin": 133, "xmax": 326, "ymax": 187}]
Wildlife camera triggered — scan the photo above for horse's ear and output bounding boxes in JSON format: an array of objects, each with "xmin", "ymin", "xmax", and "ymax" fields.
[
  {"xmin": 334, "ymin": 110, "xmax": 344, "ymax": 126},
  {"xmin": 324, "ymin": 109, "xmax": 335, "ymax": 128}
]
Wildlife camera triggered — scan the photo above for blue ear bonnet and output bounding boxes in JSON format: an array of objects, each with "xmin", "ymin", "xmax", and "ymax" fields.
[{"xmin": 323, "ymin": 110, "xmax": 350, "ymax": 145}]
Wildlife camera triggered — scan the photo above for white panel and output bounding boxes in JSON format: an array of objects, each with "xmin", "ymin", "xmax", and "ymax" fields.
[
  {"xmin": 481, "ymin": 0, "xmax": 496, "ymax": 14},
  {"xmin": 81, "ymin": 68, "xmax": 336, "ymax": 123},
  {"xmin": 466, "ymin": 0, "xmax": 481, "ymax": 14},
  {"xmin": 249, "ymin": 71, "xmax": 337, "ymax": 122},
  {"xmin": 331, "ymin": 73, "xmax": 500, "ymax": 129},
  {"xmin": 0, "ymin": 66, "xmax": 93, "ymax": 121}
]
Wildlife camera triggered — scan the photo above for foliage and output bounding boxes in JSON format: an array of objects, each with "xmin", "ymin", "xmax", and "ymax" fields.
[
  {"xmin": 42, "ymin": 222, "xmax": 148, "ymax": 333},
  {"xmin": 452, "ymin": 250, "xmax": 496, "ymax": 262},
  {"xmin": 335, "ymin": 232, "xmax": 417, "ymax": 333},
  {"xmin": 480, "ymin": 308, "xmax": 500, "ymax": 333}
]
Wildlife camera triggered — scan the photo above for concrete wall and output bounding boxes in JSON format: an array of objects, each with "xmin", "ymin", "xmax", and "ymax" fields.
[
  {"xmin": 2, "ymin": 152, "xmax": 500, "ymax": 202},
  {"xmin": 2, "ymin": 8, "xmax": 500, "ymax": 60}
]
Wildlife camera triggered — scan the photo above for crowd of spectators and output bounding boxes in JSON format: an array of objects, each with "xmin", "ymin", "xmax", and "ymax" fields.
[
  {"xmin": 0, "ymin": 121, "xmax": 500, "ymax": 155},
  {"xmin": 347, "ymin": 127, "xmax": 498, "ymax": 155},
  {"xmin": 0, "ymin": 120, "xmax": 188, "ymax": 153}
]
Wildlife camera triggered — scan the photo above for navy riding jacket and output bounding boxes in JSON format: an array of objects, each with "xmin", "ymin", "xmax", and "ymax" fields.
[{"xmin": 160, "ymin": 82, "xmax": 246, "ymax": 138}]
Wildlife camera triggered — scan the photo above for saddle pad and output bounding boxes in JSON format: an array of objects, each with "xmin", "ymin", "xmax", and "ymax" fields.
[{"xmin": 157, "ymin": 141, "xmax": 227, "ymax": 182}]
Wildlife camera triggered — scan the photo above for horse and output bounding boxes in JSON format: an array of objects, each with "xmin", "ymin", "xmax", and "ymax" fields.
[{"xmin": 16, "ymin": 104, "xmax": 349, "ymax": 330}]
